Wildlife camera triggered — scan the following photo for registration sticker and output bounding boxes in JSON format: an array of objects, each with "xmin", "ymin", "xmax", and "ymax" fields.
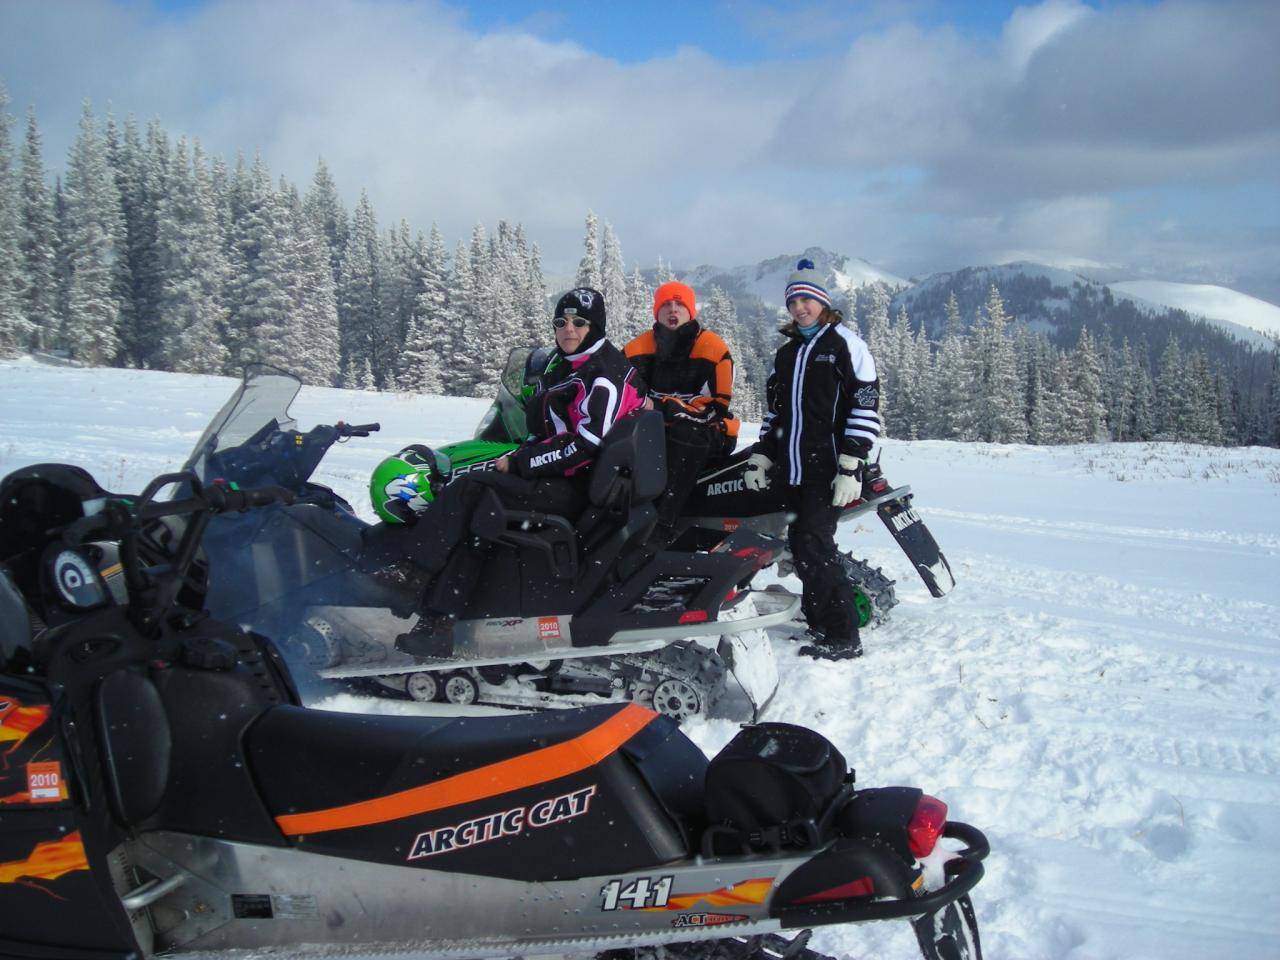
[{"xmin": 27, "ymin": 762, "xmax": 64, "ymax": 803}]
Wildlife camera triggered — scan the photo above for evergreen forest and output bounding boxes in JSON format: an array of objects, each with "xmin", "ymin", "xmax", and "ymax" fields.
[{"xmin": 1, "ymin": 91, "xmax": 1277, "ymax": 447}]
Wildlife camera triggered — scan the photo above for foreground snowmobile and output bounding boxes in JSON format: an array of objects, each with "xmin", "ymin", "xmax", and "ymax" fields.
[
  {"xmin": 0, "ymin": 462, "xmax": 988, "ymax": 960},
  {"xmin": 456, "ymin": 347, "xmax": 954, "ymax": 632},
  {"xmin": 181, "ymin": 365, "xmax": 792, "ymax": 721}
]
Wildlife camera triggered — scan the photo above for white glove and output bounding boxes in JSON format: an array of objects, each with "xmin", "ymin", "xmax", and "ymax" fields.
[
  {"xmin": 743, "ymin": 452, "xmax": 773, "ymax": 492},
  {"xmin": 831, "ymin": 454, "xmax": 864, "ymax": 507}
]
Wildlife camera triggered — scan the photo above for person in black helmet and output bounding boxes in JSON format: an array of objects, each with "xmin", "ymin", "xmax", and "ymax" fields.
[
  {"xmin": 384, "ymin": 287, "xmax": 645, "ymax": 658},
  {"xmin": 743, "ymin": 259, "xmax": 882, "ymax": 660}
]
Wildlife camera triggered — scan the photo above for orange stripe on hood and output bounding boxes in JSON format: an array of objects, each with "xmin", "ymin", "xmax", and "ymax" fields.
[{"xmin": 276, "ymin": 703, "xmax": 657, "ymax": 836}]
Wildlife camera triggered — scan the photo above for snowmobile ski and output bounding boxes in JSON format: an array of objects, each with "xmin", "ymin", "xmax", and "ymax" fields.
[{"xmin": 874, "ymin": 494, "xmax": 954, "ymax": 598}]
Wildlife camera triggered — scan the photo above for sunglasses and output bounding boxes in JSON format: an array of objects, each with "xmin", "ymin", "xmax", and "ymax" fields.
[{"xmin": 553, "ymin": 316, "xmax": 590, "ymax": 329}]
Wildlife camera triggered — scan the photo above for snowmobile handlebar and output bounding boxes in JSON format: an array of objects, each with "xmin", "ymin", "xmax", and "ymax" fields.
[
  {"xmin": 336, "ymin": 421, "xmax": 380, "ymax": 438},
  {"xmin": 61, "ymin": 474, "xmax": 296, "ymax": 547},
  {"xmin": 131, "ymin": 472, "xmax": 295, "ymax": 520},
  {"xmin": 50, "ymin": 472, "xmax": 297, "ymax": 633},
  {"xmin": 201, "ymin": 482, "xmax": 297, "ymax": 513}
]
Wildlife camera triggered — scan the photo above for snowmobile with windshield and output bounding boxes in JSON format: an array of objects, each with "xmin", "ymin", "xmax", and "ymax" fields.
[
  {"xmin": 0, "ymin": 460, "xmax": 988, "ymax": 960},
  {"xmin": 458, "ymin": 347, "xmax": 954, "ymax": 634},
  {"xmin": 174, "ymin": 364, "xmax": 793, "ymax": 721}
]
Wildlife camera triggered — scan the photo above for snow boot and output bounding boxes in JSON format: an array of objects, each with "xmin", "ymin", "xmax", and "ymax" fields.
[
  {"xmin": 394, "ymin": 611, "xmax": 456, "ymax": 659},
  {"xmin": 798, "ymin": 627, "xmax": 863, "ymax": 661},
  {"xmin": 367, "ymin": 560, "xmax": 436, "ymax": 618}
]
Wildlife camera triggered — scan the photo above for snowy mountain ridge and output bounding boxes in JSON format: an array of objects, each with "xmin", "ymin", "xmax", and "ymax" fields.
[
  {"xmin": 677, "ymin": 246, "xmax": 908, "ymax": 308},
  {"xmin": 1109, "ymin": 280, "xmax": 1280, "ymax": 341},
  {"xmin": 892, "ymin": 259, "xmax": 1279, "ymax": 347},
  {"xmin": 659, "ymin": 252, "xmax": 1276, "ymax": 346}
]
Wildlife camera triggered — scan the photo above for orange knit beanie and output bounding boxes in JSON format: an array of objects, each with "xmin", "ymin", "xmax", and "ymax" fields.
[{"xmin": 652, "ymin": 281, "xmax": 698, "ymax": 321}]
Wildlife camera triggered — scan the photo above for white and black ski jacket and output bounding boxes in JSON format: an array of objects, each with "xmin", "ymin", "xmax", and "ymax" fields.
[{"xmin": 755, "ymin": 323, "xmax": 881, "ymax": 485}]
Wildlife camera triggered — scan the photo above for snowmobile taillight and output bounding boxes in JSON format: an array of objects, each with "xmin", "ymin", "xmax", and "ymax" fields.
[
  {"xmin": 679, "ymin": 610, "xmax": 709, "ymax": 624},
  {"xmin": 791, "ymin": 876, "xmax": 875, "ymax": 904},
  {"xmin": 869, "ymin": 478, "xmax": 889, "ymax": 494},
  {"xmin": 724, "ymin": 588, "xmax": 739, "ymax": 604},
  {"xmin": 907, "ymin": 794, "xmax": 948, "ymax": 858}
]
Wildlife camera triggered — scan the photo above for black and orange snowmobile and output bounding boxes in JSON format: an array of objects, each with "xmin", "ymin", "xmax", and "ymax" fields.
[{"xmin": 0, "ymin": 459, "xmax": 987, "ymax": 960}]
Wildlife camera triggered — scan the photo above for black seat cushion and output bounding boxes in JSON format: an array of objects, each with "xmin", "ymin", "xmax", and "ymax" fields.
[
  {"xmin": 246, "ymin": 701, "xmax": 638, "ymax": 820},
  {"xmin": 586, "ymin": 410, "xmax": 667, "ymax": 508}
]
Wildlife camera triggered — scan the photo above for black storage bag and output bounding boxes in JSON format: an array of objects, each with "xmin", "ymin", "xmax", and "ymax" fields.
[{"xmin": 703, "ymin": 722, "xmax": 850, "ymax": 855}]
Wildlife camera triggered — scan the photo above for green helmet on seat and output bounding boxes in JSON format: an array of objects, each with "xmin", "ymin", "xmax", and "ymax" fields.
[{"xmin": 369, "ymin": 444, "xmax": 448, "ymax": 524}]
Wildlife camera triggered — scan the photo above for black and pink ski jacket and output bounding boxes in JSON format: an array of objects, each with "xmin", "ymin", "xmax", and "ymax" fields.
[{"xmin": 513, "ymin": 338, "xmax": 646, "ymax": 479}]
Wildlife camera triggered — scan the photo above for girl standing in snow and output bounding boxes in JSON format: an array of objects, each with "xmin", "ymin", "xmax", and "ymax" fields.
[{"xmin": 743, "ymin": 259, "xmax": 882, "ymax": 658}]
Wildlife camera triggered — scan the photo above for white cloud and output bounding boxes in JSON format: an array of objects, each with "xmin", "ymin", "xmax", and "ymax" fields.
[{"xmin": 1001, "ymin": 0, "xmax": 1092, "ymax": 73}]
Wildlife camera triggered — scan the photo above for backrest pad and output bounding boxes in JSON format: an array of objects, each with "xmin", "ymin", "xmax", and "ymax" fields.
[{"xmin": 586, "ymin": 410, "xmax": 667, "ymax": 508}]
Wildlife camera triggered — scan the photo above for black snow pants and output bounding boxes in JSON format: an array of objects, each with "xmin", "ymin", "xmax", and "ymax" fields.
[
  {"xmin": 374, "ymin": 471, "xmax": 588, "ymax": 618},
  {"xmin": 655, "ymin": 418, "xmax": 735, "ymax": 536},
  {"xmin": 787, "ymin": 481, "xmax": 860, "ymax": 642}
]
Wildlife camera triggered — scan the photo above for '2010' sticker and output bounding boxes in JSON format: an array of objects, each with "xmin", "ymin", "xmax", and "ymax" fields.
[{"xmin": 27, "ymin": 762, "xmax": 64, "ymax": 802}]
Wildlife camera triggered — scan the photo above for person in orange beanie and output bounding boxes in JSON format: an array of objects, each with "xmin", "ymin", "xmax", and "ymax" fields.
[{"xmin": 623, "ymin": 280, "xmax": 739, "ymax": 542}]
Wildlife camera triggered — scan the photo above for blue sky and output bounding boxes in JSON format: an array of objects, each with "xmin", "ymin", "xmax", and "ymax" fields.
[
  {"xmin": 4, "ymin": 0, "xmax": 1276, "ymax": 299},
  {"xmin": 144, "ymin": 0, "xmax": 1048, "ymax": 63},
  {"xmin": 462, "ymin": 1, "xmax": 1037, "ymax": 62}
]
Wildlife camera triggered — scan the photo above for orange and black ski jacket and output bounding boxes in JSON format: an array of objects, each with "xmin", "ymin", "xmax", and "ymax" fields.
[{"xmin": 623, "ymin": 322, "xmax": 739, "ymax": 440}]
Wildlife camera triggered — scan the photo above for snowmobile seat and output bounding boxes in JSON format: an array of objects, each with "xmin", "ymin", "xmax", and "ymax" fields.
[
  {"xmin": 575, "ymin": 410, "xmax": 666, "ymax": 555},
  {"xmin": 467, "ymin": 486, "xmax": 580, "ymax": 581},
  {"xmin": 247, "ymin": 701, "xmax": 648, "ymax": 819},
  {"xmin": 247, "ymin": 702, "xmax": 702, "ymax": 879},
  {"xmin": 465, "ymin": 411, "xmax": 666, "ymax": 588},
  {"xmin": 585, "ymin": 409, "xmax": 667, "ymax": 507}
]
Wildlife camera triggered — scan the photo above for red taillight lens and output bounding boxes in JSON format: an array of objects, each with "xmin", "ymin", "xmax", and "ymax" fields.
[
  {"xmin": 724, "ymin": 588, "xmax": 739, "ymax": 604},
  {"xmin": 870, "ymin": 479, "xmax": 889, "ymax": 494},
  {"xmin": 907, "ymin": 795, "xmax": 948, "ymax": 858},
  {"xmin": 678, "ymin": 610, "xmax": 709, "ymax": 624}
]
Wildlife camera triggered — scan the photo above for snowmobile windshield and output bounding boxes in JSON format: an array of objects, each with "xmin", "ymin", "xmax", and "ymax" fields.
[
  {"xmin": 184, "ymin": 364, "xmax": 302, "ymax": 481},
  {"xmin": 474, "ymin": 347, "xmax": 535, "ymax": 443}
]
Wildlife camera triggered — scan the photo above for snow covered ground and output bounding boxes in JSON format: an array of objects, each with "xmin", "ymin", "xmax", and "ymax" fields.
[{"xmin": 3, "ymin": 357, "xmax": 1279, "ymax": 960}]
